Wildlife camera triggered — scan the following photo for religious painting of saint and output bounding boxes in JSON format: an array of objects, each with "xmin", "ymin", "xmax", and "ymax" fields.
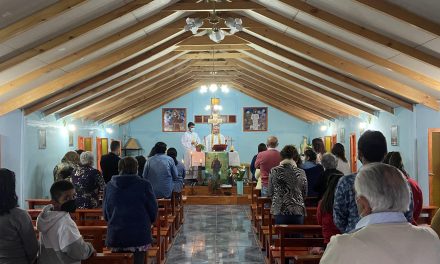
[
  {"xmin": 162, "ymin": 108, "xmax": 187, "ymax": 132},
  {"xmin": 205, "ymin": 152, "xmax": 229, "ymax": 184},
  {"xmin": 243, "ymin": 107, "xmax": 268, "ymax": 132}
]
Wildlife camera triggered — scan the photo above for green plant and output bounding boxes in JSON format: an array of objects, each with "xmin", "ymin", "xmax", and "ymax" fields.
[
  {"xmin": 228, "ymin": 166, "xmax": 246, "ymax": 181},
  {"xmin": 196, "ymin": 143, "xmax": 205, "ymax": 151}
]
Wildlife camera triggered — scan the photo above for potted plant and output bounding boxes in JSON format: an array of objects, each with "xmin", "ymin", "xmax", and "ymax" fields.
[{"xmin": 195, "ymin": 143, "xmax": 205, "ymax": 152}]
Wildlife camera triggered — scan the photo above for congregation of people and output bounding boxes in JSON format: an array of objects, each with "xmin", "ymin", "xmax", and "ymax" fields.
[{"xmin": 2, "ymin": 125, "xmax": 440, "ymax": 263}]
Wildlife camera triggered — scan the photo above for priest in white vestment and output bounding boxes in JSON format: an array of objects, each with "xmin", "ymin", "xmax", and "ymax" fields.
[
  {"xmin": 204, "ymin": 125, "xmax": 226, "ymax": 152},
  {"xmin": 181, "ymin": 122, "xmax": 201, "ymax": 170}
]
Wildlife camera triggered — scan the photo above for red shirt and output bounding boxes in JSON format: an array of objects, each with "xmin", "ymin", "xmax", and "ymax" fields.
[
  {"xmin": 317, "ymin": 200, "xmax": 340, "ymax": 244},
  {"xmin": 255, "ymin": 149, "xmax": 281, "ymax": 186},
  {"xmin": 407, "ymin": 177, "xmax": 423, "ymax": 223}
]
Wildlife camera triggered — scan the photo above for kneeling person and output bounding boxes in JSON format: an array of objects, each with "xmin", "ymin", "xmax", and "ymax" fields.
[{"xmin": 37, "ymin": 180, "xmax": 95, "ymax": 264}]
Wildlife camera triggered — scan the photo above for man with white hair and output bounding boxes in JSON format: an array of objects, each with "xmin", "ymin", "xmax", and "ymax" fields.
[{"xmin": 320, "ymin": 163, "xmax": 440, "ymax": 263}]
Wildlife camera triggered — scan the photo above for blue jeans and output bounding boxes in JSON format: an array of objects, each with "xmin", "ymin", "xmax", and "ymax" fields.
[
  {"xmin": 261, "ymin": 185, "xmax": 268, "ymax": 197},
  {"xmin": 275, "ymin": 214, "xmax": 304, "ymax": 239}
]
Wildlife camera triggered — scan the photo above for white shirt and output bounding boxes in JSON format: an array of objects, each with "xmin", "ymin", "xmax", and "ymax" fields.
[
  {"xmin": 204, "ymin": 133, "xmax": 226, "ymax": 152},
  {"xmin": 181, "ymin": 131, "xmax": 200, "ymax": 152},
  {"xmin": 336, "ymin": 158, "xmax": 351, "ymax": 175}
]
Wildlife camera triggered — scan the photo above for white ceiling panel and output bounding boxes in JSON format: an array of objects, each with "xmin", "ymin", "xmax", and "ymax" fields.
[
  {"xmin": 0, "ymin": 57, "xmax": 45, "ymax": 86},
  {"xmin": 0, "ymin": 0, "xmax": 57, "ymax": 28},
  {"xmin": 0, "ymin": 44, "xmax": 14, "ymax": 58},
  {"xmin": 131, "ymin": 0, "xmax": 176, "ymax": 20},
  {"xmin": 417, "ymin": 37, "xmax": 440, "ymax": 58},
  {"xmin": 385, "ymin": 0, "xmax": 440, "ymax": 25},
  {"xmin": 389, "ymin": 54, "xmax": 440, "ymax": 83},
  {"xmin": 305, "ymin": 0, "xmax": 437, "ymax": 46},
  {"xmin": 254, "ymin": 0, "xmax": 298, "ymax": 20}
]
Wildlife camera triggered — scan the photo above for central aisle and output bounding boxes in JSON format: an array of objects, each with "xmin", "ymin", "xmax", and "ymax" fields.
[{"xmin": 165, "ymin": 205, "xmax": 265, "ymax": 263}]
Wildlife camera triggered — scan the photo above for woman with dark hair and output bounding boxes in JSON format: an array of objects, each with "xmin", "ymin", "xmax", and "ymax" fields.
[
  {"xmin": 104, "ymin": 157, "xmax": 158, "ymax": 264},
  {"xmin": 167, "ymin": 148, "xmax": 185, "ymax": 193},
  {"xmin": 147, "ymin": 146, "xmax": 157, "ymax": 158},
  {"xmin": 331, "ymin": 143, "xmax": 351, "ymax": 175},
  {"xmin": 301, "ymin": 148, "xmax": 324, "ymax": 199},
  {"xmin": 0, "ymin": 169, "xmax": 38, "ymax": 264},
  {"xmin": 312, "ymin": 138, "xmax": 325, "ymax": 164},
  {"xmin": 268, "ymin": 145, "xmax": 307, "ymax": 225},
  {"xmin": 250, "ymin": 143, "xmax": 267, "ymax": 181},
  {"xmin": 135, "ymin": 156, "xmax": 147, "ymax": 177},
  {"xmin": 383, "ymin": 151, "xmax": 423, "ymax": 223},
  {"xmin": 317, "ymin": 172, "xmax": 344, "ymax": 244},
  {"xmin": 53, "ymin": 151, "xmax": 80, "ymax": 181}
]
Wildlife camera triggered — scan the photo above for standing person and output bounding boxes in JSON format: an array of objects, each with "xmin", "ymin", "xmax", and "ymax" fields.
[
  {"xmin": 321, "ymin": 163, "xmax": 440, "ymax": 264},
  {"xmin": 316, "ymin": 171, "xmax": 344, "ymax": 245},
  {"xmin": 53, "ymin": 151, "xmax": 80, "ymax": 181},
  {"xmin": 104, "ymin": 157, "xmax": 158, "ymax": 264},
  {"xmin": 37, "ymin": 180, "xmax": 95, "ymax": 264},
  {"xmin": 166, "ymin": 148, "xmax": 185, "ymax": 193},
  {"xmin": 331, "ymin": 143, "xmax": 351, "ymax": 175},
  {"xmin": 72, "ymin": 151, "xmax": 105, "ymax": 209},
  {"xmin": 100, "ymin": 141, "xmax": 121, "ymax": 183},
  {"xmin": 255, "ymin": 136, "xmax": 281, "ymax": 197},
  {"xmin": 268, "ymin": 145, "xmax": 307, "ymax": 225},
  {"xmin": 300, "ymin": 149, "xmax": 324, "ymax": 199},
  {"xmin": 250, "ymin": 143, "xmax": 267, "ymax": 181},
  {"xmin": 0, "ymin": 169, "xmax": 38, "ymax": 264},
  {"xmin": 312, "ymin": 138, "xmax": 325, "ymax": 164},
  {"xmin": 333, "ymin": 130, "xmax": 414, "ymax": 234},
  {"xmin": 315, "ymin": 153, "xmax": 343, "ymax": 199},
  {"xmin": 143, "ymin": 142, "xmax": 179, "ymax": 199},
  {"xmin": 181, "ymin": 122, "xmax": 201, "ymax": 170},
  {"xmin": 135, "ymin": 156, "xmax": 147, "ymax": 177},
  {"xmin": 383, "ymin": 151, "xmax": 423, "ymax": 224},
  {"xmin": 204, "ymin": 124, "xmax": 226, "ymax": 152}
]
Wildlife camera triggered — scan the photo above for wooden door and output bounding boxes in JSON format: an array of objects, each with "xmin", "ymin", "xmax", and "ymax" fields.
[
  {"xmin": 96, "ymin": 138, "xmax": 109, "ymax": 171},
  {"xmin": 78, "ymin": 136, "xmax": 84, "ymax": 150},
  {"xmin": 429, "ymin": 129, "xmax": 440, "ymax": 206},
  {"xmin": 350, "ymin": 133, "xmax": 357, "ymax": 173},
  {"xmin": 84, "ymin": 137, "xmax": 92, "ymax": 151}
]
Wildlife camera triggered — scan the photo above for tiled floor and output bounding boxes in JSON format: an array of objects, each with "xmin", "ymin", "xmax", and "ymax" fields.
[{"xmin": 166, "ymin": 205, "xmax": 265, "ymax": 264}]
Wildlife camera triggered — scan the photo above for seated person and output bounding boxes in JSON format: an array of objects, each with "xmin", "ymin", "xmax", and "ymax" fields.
[
  {"xmin": 37, "ymin": 180, "xmax": 95, "ymax": 264},
  {"xmin": 0, "ymin": 168, "xmax": 38, "ymax": 264},
  {"xmin": 104, "ymin": 157, "xmax": 158, "ymax": 264},
  {"xmin": 143, "ymin": 142, "xmax": 178, "ymax": 199},
  {"xmin": 320, "ymin": 163, "xmax": 440, "ymax": 264}
]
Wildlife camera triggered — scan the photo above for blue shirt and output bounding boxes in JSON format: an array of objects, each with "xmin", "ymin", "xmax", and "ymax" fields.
[
  {"xmin": 173, "ymin": 161, "xmax": 185, "ymax": 193},
  {"xmin": 333, "ymin": 173, "xmax": 414, "ymax": 233},
  {"xmin": 143, "ymin": 154, "xmax": 178, "ymax": 198}
]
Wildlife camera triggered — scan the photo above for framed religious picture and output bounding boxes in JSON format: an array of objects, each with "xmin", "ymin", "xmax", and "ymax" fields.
[
  {"xmin": 243, "ymin": 107, "xmax": 268, "ymax": 132},
  {"xmin": 162, "ymin": 108, "xmax": 187, "ymax": 132},
  {"xmin": 68, "ymin": 131, "xmax": 74, "ymax": 147},
  {"xmin": 38, "ymin": 129, "xmax": 46, "ymax": 149},
  {"xmin": 340, "ymin": 128, "xmax": 345, "ymax": 143},
  {"xmin": 391, "ymin": 125, "xmax": 398, "ymax": 146}
]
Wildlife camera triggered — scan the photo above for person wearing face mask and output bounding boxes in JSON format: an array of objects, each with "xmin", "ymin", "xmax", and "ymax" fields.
[
  {"xmin": 181, "ymin": 122, "xmax": 201, "ymax": 170},
  {"xmin": 36, "ymin": 180, "xmax": 95, "ymax": 264},
  {"xmin": 320, "ymin": 163, "xmax": 440, "ymax": 264}
]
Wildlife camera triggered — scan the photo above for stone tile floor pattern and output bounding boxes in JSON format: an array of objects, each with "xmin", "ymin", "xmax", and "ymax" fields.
[{"xmin": 165, "ymin": 205, "xmax": 265, "ymax": 264}]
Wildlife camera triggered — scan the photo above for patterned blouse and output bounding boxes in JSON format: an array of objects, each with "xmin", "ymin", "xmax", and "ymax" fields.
[
  {"xmin": 268, "ymin": 159, "xmax": 308, "ymax": 216},
  {"xmin": 72, "ymin": 165, "xmax": 105, "ymax": 209}
]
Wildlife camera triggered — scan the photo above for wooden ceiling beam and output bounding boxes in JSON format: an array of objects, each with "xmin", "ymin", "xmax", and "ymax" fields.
[
  {"xmin": 98, "ymin": 78, "xmax": 197, "ymax": 123},
  {"xmin": 190, "ymin": 60, "xmax": 237, "ymax": 67},
  {"xmin": 24, "ymin": 36, "xmax": 189, "ymax": 115},
  {"xmin": 79, "ymin": 71, "xmax": 194, "ymax": 120},
  {"xmin": 355, "ymin": 0, "xmax": 440, "ymax": 37},
  {"xmin": 250, "ymin": 9, "xmax": 440, "ymax": 92},
  {"xmin": 43, "ymin": 56, "xmax": 190, "ymax": 116},
  {"xmin": 175, "ymin": 44, "xmax": 252, "ymax": 51},
  {"xmin": 242, "ymin": 27, "xmax": 438, "ymax": 110},
  {"xmin": 234, "ymin": 57, "xmax": 375, "ymax": 115},
  {"xmin": 236, "ymin": 33, "xmax": 413, "ymax": 111},
  {"xmin": 189, "ymin": 66, "xmax": 238, "ymax": 71},
  {"xmin": 179, "ymin": 35, "xmax": 248, "ymax": 46},
  {"xmin": 279, "ymin": 0, "xmax": 440, "ymax": 69},
  {"xmin": 0, "ymin": 0, "xmax": 154, "ymax": 71},
  {"xmin": 0, "ymin": 28, "xmax": 192, "ymax": 116},
  {"xmin": 57, "ymin": 63, "xmax": 192, "ymax": 119},
  {"xmin": 238, "ymin": 50, "xmax": 394, "ymax": 113},
  {"xmin": 163, "ymin": 1, "xmax": 265, "ymax": 11},
  {"xmin": 235, "ymin": 78, "xmax": 338, "ymax": 120},
  {"xmin": 231, "ymin": 82, "xmax": 321, "ymax": 122},
  {"xmin": 113, "ymin": 82, "xmax": 201, "ymax": 125},
  {"xmin": 0, "ymin": 0, "xmax": 87, "ymax": 42},
  {"xmin": 0, "ymin": 11, "xmax": 178, "ymax": 98},
  {"xmin": 179, "ymin": 52, "xmax": 248, "ymax": 59},
  {"xmin": 237, "ymin": 70, "xmax": 356, "ymax": 117}
]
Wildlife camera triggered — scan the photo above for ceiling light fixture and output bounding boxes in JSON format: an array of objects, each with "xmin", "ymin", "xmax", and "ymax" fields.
[{"xmin": 184, "ymin": 1, "xmax": 243, "ymax": 43}]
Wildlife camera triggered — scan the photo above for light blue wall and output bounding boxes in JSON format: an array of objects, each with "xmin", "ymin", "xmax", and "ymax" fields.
[
  {"xmin": 22, "ymin": 113, "xmax": 119, "ymax": 202},
  {"xmin": 119, "ymin": 88, "xmax": 311, "ymax": 163},
  {"xmin": 0, "ymin": 110, "xmax": 24, "ymax": 205}
]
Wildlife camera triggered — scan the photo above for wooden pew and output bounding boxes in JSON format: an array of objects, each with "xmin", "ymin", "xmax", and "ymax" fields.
[
  {"xmin": 250, "ymin": 188, "xmax": 261, "ymax": 224},
  {"xmin": 305, "ymin": 207, "xmax": 318, "ymax": 225},
  {"xmin": 83, "ymin": 253, "xmax": 134, "ymax": 264},
  {"xmin": 418, "ymin": 206, "xmax": 439, "ymax": 225},
  {"xmin": 78, "ymin": 226, "xmax": 107, "ymax": 252},
  {"xmin": 26, "ymin": 199, "xmax": 52, "ymax": 209},
  {"xmin": 270, "ymin": 225, "xmax": 324, "ymax": 264},
  {"xmin": 255, "ymin": 197, "xmax": 272, "ymax": 250},
  {"xmin": 149, "ymin": 208, "xmax": 166, "ymax": 264}
]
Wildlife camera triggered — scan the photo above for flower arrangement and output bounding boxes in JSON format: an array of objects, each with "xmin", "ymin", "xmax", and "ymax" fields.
[
  {"xmin": 195, "ymin": 143, "xmax": 205, "ymax": 152},
  {"xmin": 228, "ymin": 166, "xmax": 246, "ymax": 182}
]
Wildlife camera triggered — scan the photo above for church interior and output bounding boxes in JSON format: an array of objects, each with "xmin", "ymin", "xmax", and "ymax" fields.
[{"xmin": 1, "ymin": 0, "xmax": 440, "ymax": 263}]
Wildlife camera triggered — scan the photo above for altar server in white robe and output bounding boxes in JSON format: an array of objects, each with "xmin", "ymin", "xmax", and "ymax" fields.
[
  {"xmin": 181, "ymin": 122, "xmax": 201, "ymax": 170},
  {"xmin": 205, "ymin": 124, "xmax": 226, "ymax": 152}
]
